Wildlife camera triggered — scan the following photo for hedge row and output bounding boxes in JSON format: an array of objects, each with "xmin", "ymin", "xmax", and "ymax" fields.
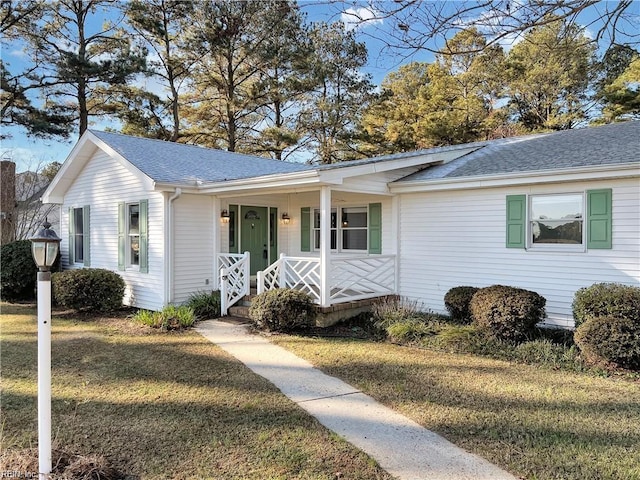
[{"xmin": 444, "ymin": 282, "xmax": 639, "ymax": 370}]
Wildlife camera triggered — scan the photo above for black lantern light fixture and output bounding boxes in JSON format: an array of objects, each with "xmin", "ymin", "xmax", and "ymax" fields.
[
  {"xmin": 281, "ymin": 212, "xmax": 290, "ymax": 225},
  {"xmin": 30, "ymin": 220, "xmax": 61, "ymax": 271},
  {"xmin": 221, "ymin": 209, "xmax": 230, "ymax": 223}
]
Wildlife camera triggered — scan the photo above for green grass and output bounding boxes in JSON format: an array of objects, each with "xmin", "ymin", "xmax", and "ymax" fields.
[
  {"xmin": 0, "ymin": 304, "xmax": 391, "ymax": 479},
  {"xmin": 270, "ymin": 335, "xmax": 640, "ymax": 480}
]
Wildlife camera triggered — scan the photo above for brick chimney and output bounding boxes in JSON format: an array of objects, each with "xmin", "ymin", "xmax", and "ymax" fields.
[{"xmin": 1, "ymin": 160, "xmax": 17, "ymax": 245}]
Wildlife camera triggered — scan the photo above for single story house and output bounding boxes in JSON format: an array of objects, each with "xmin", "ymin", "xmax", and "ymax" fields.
[{"xmin": 42, "ymin": 121, "xmax": 640, "ymax": 328}]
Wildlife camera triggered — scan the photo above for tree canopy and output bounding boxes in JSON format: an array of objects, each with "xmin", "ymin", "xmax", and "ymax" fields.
[{"xmin": 1, "ymin": 0, "xmax": 637, "ymax": 164}]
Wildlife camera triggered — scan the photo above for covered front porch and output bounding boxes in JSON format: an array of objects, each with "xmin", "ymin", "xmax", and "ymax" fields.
[{"xmin": 211, "ymin": 185, "xmax": 399, "ymax": 316}]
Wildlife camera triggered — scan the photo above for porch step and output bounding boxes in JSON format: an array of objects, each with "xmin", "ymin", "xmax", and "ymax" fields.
[{"xmin": 227, "ymin": 304, "xmax": 251, "ymax": 319}]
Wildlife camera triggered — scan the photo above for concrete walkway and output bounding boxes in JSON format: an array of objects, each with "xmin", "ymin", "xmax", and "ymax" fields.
[{"xmin": 196, "ymin": 319, "xmax": 516, "ymax": 480}]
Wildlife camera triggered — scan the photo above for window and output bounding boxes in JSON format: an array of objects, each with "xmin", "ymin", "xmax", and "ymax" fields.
[
  {"xmin": 73, "ymin": 207, "xmax": 84, "ymax": 262},
  {"xmin": 530, "ymin": 194, "xmax": 583, "ymax": 245},
  {"xmin": 341, "ymin": 207, "xmax": 368, "ymax": 250},
  {"xmin": 506, "ymin": 189, "xmax": 612, "ymax": 250},
  {"xmin": 118, "ymin": 200, "xmax": 148, "ymax": 272},
  {"xmin": 69, "ymin": 206, "xmax": 90, "ymax": 266},
  {"xmin": 313, "ymin": 208, "xmax": 337, "ymax": 250},
  {"xmin": 128, "ymin": 204, "xmax": 140, "ymax": 266},
  {"xmin": 313, "ymin": 206, "xmax": 368, "ymax": 252}
]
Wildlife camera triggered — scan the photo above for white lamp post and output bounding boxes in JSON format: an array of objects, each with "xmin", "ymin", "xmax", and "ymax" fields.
[{"xmin": 29, "ymin": 221, "xmax": 61, "ymax": 480}]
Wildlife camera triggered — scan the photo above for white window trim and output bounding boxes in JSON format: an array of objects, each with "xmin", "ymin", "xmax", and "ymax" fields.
[
  {"xmin": 527, "ymin": 192, "xmax": 586, "ymax": 253},
  {"xmin": 312, "ymin": 205, "xmax": 369, "ymax": 253},
  {"xmin": 72, "ymin": 206, "xmax": 85, "ymax": 265},
  {"xmin": 126, "ymin": 202, "xmax": 141, "ymax": 270}
]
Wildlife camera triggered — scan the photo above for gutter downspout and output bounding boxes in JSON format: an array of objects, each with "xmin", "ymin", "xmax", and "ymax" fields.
[{"xmin": 165, "ymin": 188, "xmax": 182, "ymax": 305}]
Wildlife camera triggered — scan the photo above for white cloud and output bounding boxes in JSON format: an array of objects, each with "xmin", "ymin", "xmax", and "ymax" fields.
[
  {"xmin": 341, "ymin": 7, "xmax": 383, "ymax": 32},
  {"xmin": 8, "ymin": 48, "xmax": 29, "ymax": 58}
]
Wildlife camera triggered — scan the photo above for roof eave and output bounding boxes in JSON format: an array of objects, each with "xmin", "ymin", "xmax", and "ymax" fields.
[
  {"xmin": 41, "ymin": 132, "xmax": 93, "ymax": 204},
  {"xmin": 193, "ymin": 144, "xmax": 483, "ymax": 194},
  {"xmin": 42, "ymin": 131, "xmax": 155, "ymax": 204},
  {"xmin": 195, "ymin": 169, "xmax": 322, "ymax": 194},
  {"xmin": 389, "ymin": 162, "xmax": 640, "ymax": 193}
]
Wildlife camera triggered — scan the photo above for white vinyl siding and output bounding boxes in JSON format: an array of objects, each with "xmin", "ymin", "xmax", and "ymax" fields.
[
  {"xmin": 173, "ymin": 194, "xmax": 215, "ymax": 304},
  {"xmin": 61, "ymin": 149, "xmax": 164, "ymax": 310},
  {"xmin": 397, "ymin": 178, "xmax": 640, "ymax": 328}
]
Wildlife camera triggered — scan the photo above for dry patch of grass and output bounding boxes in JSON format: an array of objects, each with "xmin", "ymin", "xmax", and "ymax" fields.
[
  {"xmin": 271, "ymin": 335, "xmax": 640, "ymax": 480},
  {"xmin": 0, "ymin": 304, "xmax": 390, "ymax": 479}
]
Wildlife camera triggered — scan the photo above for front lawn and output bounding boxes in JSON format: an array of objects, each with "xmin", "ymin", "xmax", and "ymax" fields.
[
  {"xmin": 0, "ymin": 304, "xmax": 390, "ymax": 479},
  {"xmin": 271, "ymin": 334, "xmax": 640, "ymax": 480}
]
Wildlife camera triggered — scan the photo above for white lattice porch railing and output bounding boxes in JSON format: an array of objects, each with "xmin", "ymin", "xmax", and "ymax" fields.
[
  {"xmin": 257, "ymin": 254, "xmax": 321, "ymax": 304},
  {"xmin": 218, "ymin": 252, "xmax": 250, "ymax": 315},
  {"xmin": 330, "ymin": 255, "xmax": 396, "ymax": 302},
  {"xmin": 257, "ymin": 254, "xmax": 395, "ymax": 305}
]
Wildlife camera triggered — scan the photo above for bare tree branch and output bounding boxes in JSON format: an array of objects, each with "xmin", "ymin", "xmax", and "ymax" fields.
[{"xmin": 336, "ymin": 1, "xmax": 638, "ymax": 56}]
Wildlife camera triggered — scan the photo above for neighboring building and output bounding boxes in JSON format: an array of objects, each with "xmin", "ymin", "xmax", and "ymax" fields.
[
  {"xmin": 15, "ymin": 171, "xmax": 58, "ymax": 240},
  {"xmin": 42, "ymin": 122, "xmax": 640, "ymax": 328},
  {"xmin": 1, "ymin": 160, "xmax": 16, "ymax": 244}
]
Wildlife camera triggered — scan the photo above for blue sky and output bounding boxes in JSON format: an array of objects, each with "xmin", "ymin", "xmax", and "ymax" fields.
[
  {"xmin": 1, "ymin": 1, "xmax": 437, "ymax": 172},
  {"xmin": 1, "ymin": 1, "xmax": 633, "ymax": 172}
]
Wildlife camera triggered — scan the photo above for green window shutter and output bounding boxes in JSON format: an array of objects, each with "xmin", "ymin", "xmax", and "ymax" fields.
[
  {"xmin": 368, "ymin": 202, "xmax": 382, "ymax": 254},
  {"xmin": 506, "ymin": 195, "xmax": 526, "ymax": 248},
  {"xmin": 68, "ymin": 207, "xmax": 75, "ymax": 264},
  {"xmin": 229, "ymin": 204, "xmax": 238, "ymax": 253},
  {"xmin": 118, "ymin": 202, "xmax": 125, "ymax": 270},
  {"xmin": 587, "ymin": 189, "xmax": 612, "ymax": 249},
  {"xmin": 139, "ymin": 199, "xmax": 149, "ymax": 273},
  {"xmin": 300, "ymin": 207, "xmax": 310, "ymax": 252},
  {"xmin": 83, "ymin": 205, "xmax": 91, "ymax": 267}
]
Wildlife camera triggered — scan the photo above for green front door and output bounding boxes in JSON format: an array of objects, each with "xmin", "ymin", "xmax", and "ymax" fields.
[{"xmin": 241, "ymin": 206, "xmax": 269, "ymax": 275}]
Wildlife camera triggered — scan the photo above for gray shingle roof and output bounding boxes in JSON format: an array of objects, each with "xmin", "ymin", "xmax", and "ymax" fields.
[
  {"xmin": 89, "ymin": 130, "xmax": 312, "ymax": 184},
  {"xmin": 90, "ymin": 122, "xmax": 639, "ymax": 187},
  {"xmin": 397, "ymin": 121, "xmax": 640, "ymax": 183},
  {"xmin": 314, "ymin": 142, "xmax": 485, "ymax": 170}
]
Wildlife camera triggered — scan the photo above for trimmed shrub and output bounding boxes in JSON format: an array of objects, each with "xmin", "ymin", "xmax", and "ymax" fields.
[
  {"xmin": 185, "ymin": 290, "xmax": 221, "ymax": 320},
  {"xmin": 572, "ymin": 283, "xmax": 640, "ymax": 327},
  {"xmin": 1, "ymin": 240, "xmax": 51, "ymax": 301},
  {"xmin": 470, "ymin": 285, "xmax": 546, "ymax": 342},
  {"xmin": 371, "ymin": 296, "xmax": 425, "ymax": 329},
  {"xmin": 574, "ymin": 316, "xmax": 640, "ymax": 370},
  {"xmin": 444, "ymin": 286, "xmax": 479, "ymax": 323},
  {"xmin": 52, "ymin": 268, "xmax": 125, "ymax": 312},
  {"xmin": 249, "ymin": 288, "xmax": 315, "ymax": 332},
  {"xmin": 132, "ymin": 305, "xmax": 196, "ymax": 331}
]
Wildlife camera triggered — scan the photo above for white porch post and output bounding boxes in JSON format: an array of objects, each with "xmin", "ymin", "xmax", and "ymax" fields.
[
  {"xmin": 319, "ymin": 186, "xmax": 331, "ymax": 307},
  {"xmin": 391, "ymin": 195, "xmax": 400, "ymax": 294},
  {"xmin": 212, "ymin": 196, "xmax": 221, "ymax": 290}
]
